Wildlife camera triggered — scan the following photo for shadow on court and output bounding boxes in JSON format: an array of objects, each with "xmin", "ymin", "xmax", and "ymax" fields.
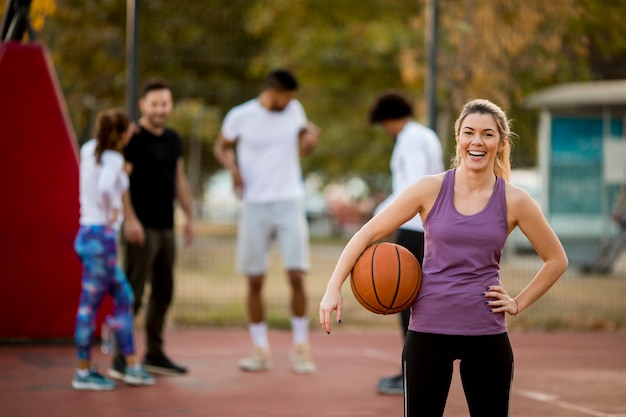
[{"xmin": 1, "ymin": 329, "xmax": 624, "ymax": 417}]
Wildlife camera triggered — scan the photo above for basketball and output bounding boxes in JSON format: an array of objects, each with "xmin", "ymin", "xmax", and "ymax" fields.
[{"xmin": 350, "ymin": 242, "xmax": 422, "ymax": 315}]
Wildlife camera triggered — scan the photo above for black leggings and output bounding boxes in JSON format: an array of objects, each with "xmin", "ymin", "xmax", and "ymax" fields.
[{"xmin": 403, "ymin": 331, "xmax": 514, "ymax": 417}]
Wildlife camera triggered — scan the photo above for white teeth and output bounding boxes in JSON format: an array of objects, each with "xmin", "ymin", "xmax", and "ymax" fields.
[{"xmin": 468, "ymin": 151, "xmax": 486, "ymax": 157}]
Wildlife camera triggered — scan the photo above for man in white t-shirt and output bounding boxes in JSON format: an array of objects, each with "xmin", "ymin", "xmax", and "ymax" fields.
[
  {"xmin": 213, "ymin": 69, "xmax": 320, "ymax": 374},
  {"xmin": 369, "ymin": 90, "xmax": 444, "ymax": 394}
]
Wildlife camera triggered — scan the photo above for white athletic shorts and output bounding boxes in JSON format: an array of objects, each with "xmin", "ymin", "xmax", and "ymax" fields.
[{"xmin": 237, "ymin": 198, "xmax": 310, "ymax": 275}]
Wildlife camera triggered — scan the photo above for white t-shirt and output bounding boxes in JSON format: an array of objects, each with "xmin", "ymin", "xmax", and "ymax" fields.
[
  {"xmin": 375, "ymin": 121, "xmax": 444, "ymax": 231},
  {"xmin": 221, "ymin": 98, "xmax": 307, "ymax": 203},
  {"xmin": 79, "ymin": 138, "xmax": 129, "ymax": 229}
]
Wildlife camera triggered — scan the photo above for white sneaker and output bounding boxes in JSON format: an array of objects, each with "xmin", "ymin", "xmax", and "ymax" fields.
[
  {"xmin": 290, "ymin": 343, "xmax": 317, "ymax": 374},
  {"xmin": 239, "ymin": 346, "xmax": 272, "ymax": 371}
]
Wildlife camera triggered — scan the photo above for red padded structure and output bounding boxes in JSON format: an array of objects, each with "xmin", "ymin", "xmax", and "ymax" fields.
[{"xmin": 0, "ymin": 41, "xmax": 84, "ymax": 340}]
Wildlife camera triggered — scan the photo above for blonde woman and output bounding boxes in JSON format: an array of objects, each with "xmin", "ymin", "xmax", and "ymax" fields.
[{"xmin": 320, "ymin": 99, "xmax": 568, "ymax": 416}]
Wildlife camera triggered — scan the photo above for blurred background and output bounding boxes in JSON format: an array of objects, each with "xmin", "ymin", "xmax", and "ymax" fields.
[{"xmin": 6, "ymin": 0, "xmax": 625, "ymax": 331}]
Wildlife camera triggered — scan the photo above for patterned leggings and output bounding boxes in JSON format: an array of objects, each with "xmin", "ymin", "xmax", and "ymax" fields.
[{"xmin": 74, "ymin": 225, "xmax": 135, "ymax": 361}]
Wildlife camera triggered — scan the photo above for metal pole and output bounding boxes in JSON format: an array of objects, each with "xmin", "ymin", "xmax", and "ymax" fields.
[
  {"xmin": 426, "ymin": 0, "xmax": 438, "ymax": 130},
  {"xmin": 1, "ymin": 0, "xmax": 34, "ymax": 41},
  {"xmin": 126, "ymin": 0, "xmax": 139, "ymax": 121}
]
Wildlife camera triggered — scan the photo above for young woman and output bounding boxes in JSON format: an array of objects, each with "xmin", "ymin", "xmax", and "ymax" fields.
[
  {"xmin": 72, "ymin": 109, "xmax": 155, "ymax": 390},
  {"xmin": 319, "ymin": 99, "xmax": 568, "ymax": 416}
]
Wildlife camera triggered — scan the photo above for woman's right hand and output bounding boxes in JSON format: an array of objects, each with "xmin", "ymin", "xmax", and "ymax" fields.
[{"xmin": 319, "ymin": 288, "xmax": 343, "ymax": 334}]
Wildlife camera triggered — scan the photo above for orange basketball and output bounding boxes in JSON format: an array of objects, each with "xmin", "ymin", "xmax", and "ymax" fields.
[{"xmin": 350, "ymin": 242, "xmax": 422, "ymax": 315}]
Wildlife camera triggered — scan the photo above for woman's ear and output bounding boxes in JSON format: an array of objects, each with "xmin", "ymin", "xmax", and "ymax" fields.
[{"xmin": 499, "ymin": 136, "xmax": 508, "ymax": 153}]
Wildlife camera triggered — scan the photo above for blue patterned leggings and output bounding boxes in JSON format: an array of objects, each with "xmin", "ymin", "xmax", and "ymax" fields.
[{"xmin": 74, "ymin": 225, "xmax": 135, "ymax": 361}]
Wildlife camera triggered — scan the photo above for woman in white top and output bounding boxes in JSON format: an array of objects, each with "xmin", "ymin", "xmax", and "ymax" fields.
[{"xmin": 72, "ymin": 109, "xmax": 154, "ymax": 390}]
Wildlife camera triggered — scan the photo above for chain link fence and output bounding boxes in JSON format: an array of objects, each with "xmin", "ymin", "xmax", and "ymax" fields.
[{"xmin": 126, "ymin": 0, "xmax": 626, "ymax": 331}]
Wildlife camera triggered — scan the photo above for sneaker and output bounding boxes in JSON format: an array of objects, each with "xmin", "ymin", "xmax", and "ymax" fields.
[
  {"xmin": 107, "ymin": 355, "xmax": 126, "ymax": 381},
  {"xmin": 239, "ymin": 346, "xmax": 272, "ymax": 372},
  {"xmin": 143, "ymin": 354, "xmax": 188, "ymax": 375},
  {"xmin": 377, "ymin": 373, "xmax": 403, "ymax": 395},
  {"xmin": 290, "ymin": 343, "xmax": 316, "ymax": 374},
  {"xmin": 72, "ymin": 368, "xmax": 117, "ymax": 391},
  {"xmin": 124, "ymin": 364, "xmax": 156, "ymax": 386}
]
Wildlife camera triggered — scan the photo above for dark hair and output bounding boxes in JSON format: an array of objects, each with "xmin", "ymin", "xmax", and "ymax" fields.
[
  {"xmin": 368, "ymin": 90, "xmax": 414, "ymax": 124},
  {"xmin": 140, "ymin": 77, "xmax": 171, "ymax": 98},
  {"xmin": 94, "ymin": 108, "xmax": 130, "ymax": 164},
  {"xmin": 263, "ymin": 69, "xmax": 299, "ymax": 92}
]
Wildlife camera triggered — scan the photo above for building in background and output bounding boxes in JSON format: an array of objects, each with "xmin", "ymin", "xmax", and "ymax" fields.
[{"xmin": 526, "ymin": 79, "xmax": 626, "ymax": 266}]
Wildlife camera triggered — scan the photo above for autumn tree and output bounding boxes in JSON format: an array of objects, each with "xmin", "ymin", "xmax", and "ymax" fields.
[
  {"xmin": 242, "ymin": 0, "xmax": 626, "ymax": 173},
  {"xmin": 4, "ymin": 0, "xmax": 625, "ymax": 194}
]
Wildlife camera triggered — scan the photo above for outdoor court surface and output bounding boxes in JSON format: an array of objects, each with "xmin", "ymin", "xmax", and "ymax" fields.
[{"xmin": 1, "ymin": 329, "xmax": 625, "ymax": 417}]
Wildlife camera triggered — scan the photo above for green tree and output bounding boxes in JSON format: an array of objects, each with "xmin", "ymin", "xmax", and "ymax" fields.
[
  {"xmin": 167, "ymin": 99, "xmax": 222, "ymax": 194},
  {"xmin": 36, "ymin": 0, "xmax": 128, "ymax": 140},
  {"xmin": 242, "ymin": 0, "xmax": 626, "ymax": 177},
  {"xmin": 243, "ymin": 0, "xmax": 424, "ymax": 187},
  {"xmin": 10, "ymin": 0, "xmax": 625, "ymax": 195},
  {"xmin": 37, "ymin": 0, "xmax": 264, "ymax": 181}
]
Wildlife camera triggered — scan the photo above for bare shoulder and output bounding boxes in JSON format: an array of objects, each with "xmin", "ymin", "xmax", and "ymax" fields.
[
  {"xmin": 402, "ymin": 172, "xmax": 446, "ymax": 219},
  {"xmin": 404, "ymin": 172, "xmax": 444, "ymax": 198},
  {"xmin": 504, "ymin": 181, "xmax": 541, "ymax": 224},
  {"xmin": 417, "ymin": 172, "xmax": 445, "ymax": 190},
  {"xmin": 504, "ymin": 181, "xmax": 534, "ymax": 206}
]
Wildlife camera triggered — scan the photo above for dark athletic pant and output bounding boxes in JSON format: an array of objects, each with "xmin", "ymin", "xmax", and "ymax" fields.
[
  {"xmin": 403, "ymin": 331, "xmax": 514, "ymax": 417},
  {"xmin": 117, "ymin": 227, "xmax": 176, "ymax": 361},
  {"xmin": 395, "ymin": 229, "xmax": 425, "ymax": 338}
]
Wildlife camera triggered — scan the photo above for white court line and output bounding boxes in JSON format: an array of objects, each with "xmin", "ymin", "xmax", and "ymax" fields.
[
  {"xmin": 359, "ymin": 356, "xmax": 626, "ymax": 417},
  {"xmin": 361, "ymin": 348, "xmax": 402, "ymax": 363},
  {"xmin": 305, "ymin": 347, "xmax": 400, "ymax": 363},
  {"xmin": 517, "ymin": 390, "xmax": 626, "ymax": 417}
]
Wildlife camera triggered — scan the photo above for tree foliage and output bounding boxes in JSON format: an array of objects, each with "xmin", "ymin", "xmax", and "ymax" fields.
[
  {"xmin": 242, "ymin": 1, "xmax": 425, "ymax": 183},
  {"xmin": 29, "ymin": 0, "xmax": 55, "ymax": 31},
  {"xmin": 241, "ymin": 0, "xmax": 625, "ymax": 172},
  {"xmin": 3, "ymin": 0, "xmax": 625, "ymax": 194}
]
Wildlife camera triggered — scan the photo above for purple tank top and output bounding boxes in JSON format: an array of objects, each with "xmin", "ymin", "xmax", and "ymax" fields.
[{"xmin": 409, "ymin": 169, "xmax": 509, "ymax": 335}]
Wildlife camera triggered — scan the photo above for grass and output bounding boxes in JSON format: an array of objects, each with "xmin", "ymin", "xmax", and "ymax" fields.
[{"xmin": 167, "ymin": 222, "xmax": 626, "ymax": 332}]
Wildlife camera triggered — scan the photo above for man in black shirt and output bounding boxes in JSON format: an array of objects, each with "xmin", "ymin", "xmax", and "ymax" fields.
[{"xmin": 109, "ymin": 78, "xmax": 194, "ymax": 378}]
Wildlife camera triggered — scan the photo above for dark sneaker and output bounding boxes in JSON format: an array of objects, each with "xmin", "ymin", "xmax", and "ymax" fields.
[
  {"xmin": 377, "ymin": 373, "xmax": 403, "ymax": 395},
  {"xmin": 107, "ymin": 355, "xmax": 126, "ymax": 381},
  {"xmin": 143, "ymin": 354, "xmax": 188, "ymax": 375}
]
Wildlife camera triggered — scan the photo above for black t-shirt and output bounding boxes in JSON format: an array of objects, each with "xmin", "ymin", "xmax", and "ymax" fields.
[{"xmin": 124, "ymin": 126, "xmax": 182, "ymax": 229}]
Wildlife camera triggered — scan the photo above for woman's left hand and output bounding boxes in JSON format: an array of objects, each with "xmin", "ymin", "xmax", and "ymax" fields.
[{"xmin": 483, "ymin": 285, "xmax": 519, "ymax": 316}]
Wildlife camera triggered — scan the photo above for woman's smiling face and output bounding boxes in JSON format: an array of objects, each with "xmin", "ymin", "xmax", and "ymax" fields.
[{"xmin": 456, "ymin": 112, "xmax": 505, "ymax": 171}]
